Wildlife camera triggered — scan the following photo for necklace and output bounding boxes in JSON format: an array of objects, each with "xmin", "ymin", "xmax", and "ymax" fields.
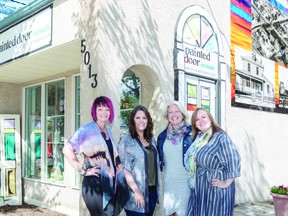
[{"xmin": 95, "ymin": 122, "xmax": 106, "ymax": 140}]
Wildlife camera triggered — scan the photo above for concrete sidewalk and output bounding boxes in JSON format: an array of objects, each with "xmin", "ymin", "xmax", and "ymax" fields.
[{"xmin": 234, "ymin": 201, "xmax": 275, "ymax": 216}]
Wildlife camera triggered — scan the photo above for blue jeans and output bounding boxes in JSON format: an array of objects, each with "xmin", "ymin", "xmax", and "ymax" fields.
[{"xmin": 125, "ymin": 186, "xmax": 158, "ymax": 216}]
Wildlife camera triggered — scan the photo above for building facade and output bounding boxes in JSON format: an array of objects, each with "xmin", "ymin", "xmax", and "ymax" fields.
[{"xmin": 0, "ymin": 0, "xmax": 288, "ymax": 215}]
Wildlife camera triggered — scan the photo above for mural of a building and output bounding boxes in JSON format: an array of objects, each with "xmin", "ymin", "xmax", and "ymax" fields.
[{"xmin": 236, "ymin": 54, "xmax": 275, "ymax": 108}]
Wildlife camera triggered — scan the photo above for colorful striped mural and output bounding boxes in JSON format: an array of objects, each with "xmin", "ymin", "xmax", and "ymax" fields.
[{"xmin": 231, "ymin": 0, "xmax": 252, "ymax": 100}]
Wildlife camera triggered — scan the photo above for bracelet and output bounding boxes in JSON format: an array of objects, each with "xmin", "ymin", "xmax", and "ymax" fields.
[{"xmin": 80, "ymin": 168, "xmax": 87, "ymax": 176}]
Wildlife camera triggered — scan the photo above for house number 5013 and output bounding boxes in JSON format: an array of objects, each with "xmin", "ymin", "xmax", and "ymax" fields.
[{"xmin": 81, "ymin": 39, "xmax": 97, "ymax": 88}]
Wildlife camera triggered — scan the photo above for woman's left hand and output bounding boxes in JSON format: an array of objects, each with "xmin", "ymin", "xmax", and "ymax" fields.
[{"xmin": 211, "ymin": 178, "xmax": 233, "ymax": 188}]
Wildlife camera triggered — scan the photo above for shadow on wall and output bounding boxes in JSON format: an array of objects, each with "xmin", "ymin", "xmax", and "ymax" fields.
[
  {"xmin": 23, "ymin": 181, "xmax": 63, "ymax": 208},
  {"xmin": 100, "ymin": 1, "xmax": 167, "ymax": 71},
  {"xmin": 98, "ymin": 1, "xmax": 173, "ymax": 101},
  {"xmin": 75, "ymin": 0, "xmax": 173, "ymax": 131},
  {"xmin": 99, "ymin": 1, "xmax": 174, "ymax": 135},
  {"xmin": 235, "ymin": 131, "xmax": 270, "ymax": 204}
]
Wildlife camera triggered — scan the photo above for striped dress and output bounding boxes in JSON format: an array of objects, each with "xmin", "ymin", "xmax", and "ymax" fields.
[{"xmin": 190, "ymin": 131, "xmax": 241, "ymax": 216}]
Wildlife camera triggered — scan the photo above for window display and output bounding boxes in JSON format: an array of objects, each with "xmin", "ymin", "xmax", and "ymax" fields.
[
  {"xmin": 45, "ymin": 80, "xmax": 65, "ymax": 182},
  {"xmin": 25, "ymin": 78, "xmax": 83, "ymax": 184}
]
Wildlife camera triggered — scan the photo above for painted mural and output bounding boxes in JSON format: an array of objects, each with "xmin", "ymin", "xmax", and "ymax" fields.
[{"xmin": 231, "ymin": 0, "xmax": 288, "ymax": 113}]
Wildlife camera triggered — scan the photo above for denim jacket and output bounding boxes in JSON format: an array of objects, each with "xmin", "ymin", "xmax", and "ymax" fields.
[{"xmin": 157, "ymin": 125, "xmax": 193, "ymax": 172}]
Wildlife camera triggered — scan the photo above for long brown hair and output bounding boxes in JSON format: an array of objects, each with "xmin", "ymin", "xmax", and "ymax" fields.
[
  {"xmin": 129, "ymin": 105, "xmax": 154, "ymax": 142},
  {"xmin": 191, "ymin": 107, "xmax": 223, "ymax": 138}
]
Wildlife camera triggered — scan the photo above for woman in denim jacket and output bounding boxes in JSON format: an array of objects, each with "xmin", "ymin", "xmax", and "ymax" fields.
[{"xmin": 157, "ymin": 101, "xmax": 193, "ymax": 216}]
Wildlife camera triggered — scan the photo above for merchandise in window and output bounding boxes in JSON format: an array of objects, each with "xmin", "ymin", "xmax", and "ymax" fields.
[{"xmin": 45, "ymin": 80, "xmax": 65, "ymax": 182}]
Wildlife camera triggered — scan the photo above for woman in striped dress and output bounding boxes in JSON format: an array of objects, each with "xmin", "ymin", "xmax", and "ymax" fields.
[{"xmin": 184, "ymin": 108, "xmax": 241, "ymax": 216}]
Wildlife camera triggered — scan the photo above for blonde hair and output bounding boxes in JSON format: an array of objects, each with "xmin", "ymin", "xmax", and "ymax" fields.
[{"xmin": 165, "ymin": 101, "xmax": 189, "ymax": 125}]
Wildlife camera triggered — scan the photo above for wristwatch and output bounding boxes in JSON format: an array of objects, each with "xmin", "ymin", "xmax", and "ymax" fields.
[{"xmin": 80, "ymin": 168, "xmax": 87, "ymax": 176}]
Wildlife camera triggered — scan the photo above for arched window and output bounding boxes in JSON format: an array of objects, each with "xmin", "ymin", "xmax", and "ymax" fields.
[{"xmin": 183, "ymin": 14, "xmax": 218, "ymax": 53}]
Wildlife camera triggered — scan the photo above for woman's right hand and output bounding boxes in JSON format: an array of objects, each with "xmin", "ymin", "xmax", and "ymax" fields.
[
  {"xmin": 134, "ymin": 191, "xmax": 145, "ymax": 208},
  {"xmin": 85, "ymin": 165, "xmax": 100, "ymax": 177}
]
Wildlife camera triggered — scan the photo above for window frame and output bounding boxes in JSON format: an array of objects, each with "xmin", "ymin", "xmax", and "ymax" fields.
[{"xmin": 23, "ymin": 78, "xmax": 66, "ymax": 184}]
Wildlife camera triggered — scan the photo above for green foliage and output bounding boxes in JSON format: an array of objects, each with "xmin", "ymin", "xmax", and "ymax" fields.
[
  {"xmin": 120, "ymin": 91, "xmax": 138, "ymax": 109},
  {"xmin": 121, "ymin": 74, "xmax": 140, "ymax": 98},
  {"xmin": 120, "ymin": 109, "xmax": 132, "ymax": 126},
  {"xmin": 271, "ymin": 185, "xmax": 288, "ymax": 195},
  {"xmin": 120, "ymin": 73, "xmax": 140, "ymax": 126}
]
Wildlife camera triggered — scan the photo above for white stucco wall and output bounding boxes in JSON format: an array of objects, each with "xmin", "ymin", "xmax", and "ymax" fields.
[
  {"xmin": 227, "ymin": 106, "xmax": 288, "ymax": 203},
  {"xmin": 0, "ymin": 82, "xmax": 21, "ymax": 114}
]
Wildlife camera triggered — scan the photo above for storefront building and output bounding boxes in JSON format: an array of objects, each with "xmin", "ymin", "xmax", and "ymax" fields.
[{"xmin": 0, "ymin": 0, "xmax": 287, "ymax": 215}]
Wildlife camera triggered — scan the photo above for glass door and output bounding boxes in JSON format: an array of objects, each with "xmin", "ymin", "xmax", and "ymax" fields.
[
  {"xmin": 0, "ymin": 115, "xmax": 21, "ymax": 206},
  {"xmin": 185, "ymin": 75, "xmax": 216, "ymax": 119}
]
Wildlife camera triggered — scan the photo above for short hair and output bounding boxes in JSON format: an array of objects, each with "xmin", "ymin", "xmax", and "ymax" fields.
[
  {"xmin": 191, "ymin": 107, "xmax": 223, "ymax": 138},
  {"xmin": 91, "ymin": 96, "xmax": 114, "ymax": 123},
  {"xmin": 129, "ymin": 105, "xmax": 154, "ymax": 142},
  {"xmin": 165, "ymin": 101, "xmax": 189, "ymax": 124}
]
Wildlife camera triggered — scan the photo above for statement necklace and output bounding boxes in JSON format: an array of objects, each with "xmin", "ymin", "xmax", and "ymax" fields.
[{"xmin": 96, "ymin": 122, "xmax": 106, "ymax": 139}]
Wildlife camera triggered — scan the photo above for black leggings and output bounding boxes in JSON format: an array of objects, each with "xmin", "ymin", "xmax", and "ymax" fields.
[{"xmin": 82, "ymin": 176, "xmax": 116, "ymax": 216}]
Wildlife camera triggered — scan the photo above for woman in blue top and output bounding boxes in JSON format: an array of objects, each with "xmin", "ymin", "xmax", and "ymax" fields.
[
  {"xmin": 184, "ymin": 108, "xmax": 241, "ymax": 216},
  {"xmin": 157, "ymin": 101, "xmax": 193, "ymax": 216},
  {"xmin": 63, "ymin": 96, "xmax": 126, "ymax": 216},
  {"xmin": 118, "ymin": 105, "xmax": 159, "ymax": 216}
]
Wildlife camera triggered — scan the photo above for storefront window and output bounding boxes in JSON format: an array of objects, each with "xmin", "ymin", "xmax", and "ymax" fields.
[
  {"xmin": 45, "ymin": 80, "xmax": 65, "ymax": 182},
  {"xmin": 26, "ymin": 79, "xmax": 82, "ymax": 183},
  {"xmin": 25, "ymin": 85, "xmax": 42, "ymax": 179}
]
